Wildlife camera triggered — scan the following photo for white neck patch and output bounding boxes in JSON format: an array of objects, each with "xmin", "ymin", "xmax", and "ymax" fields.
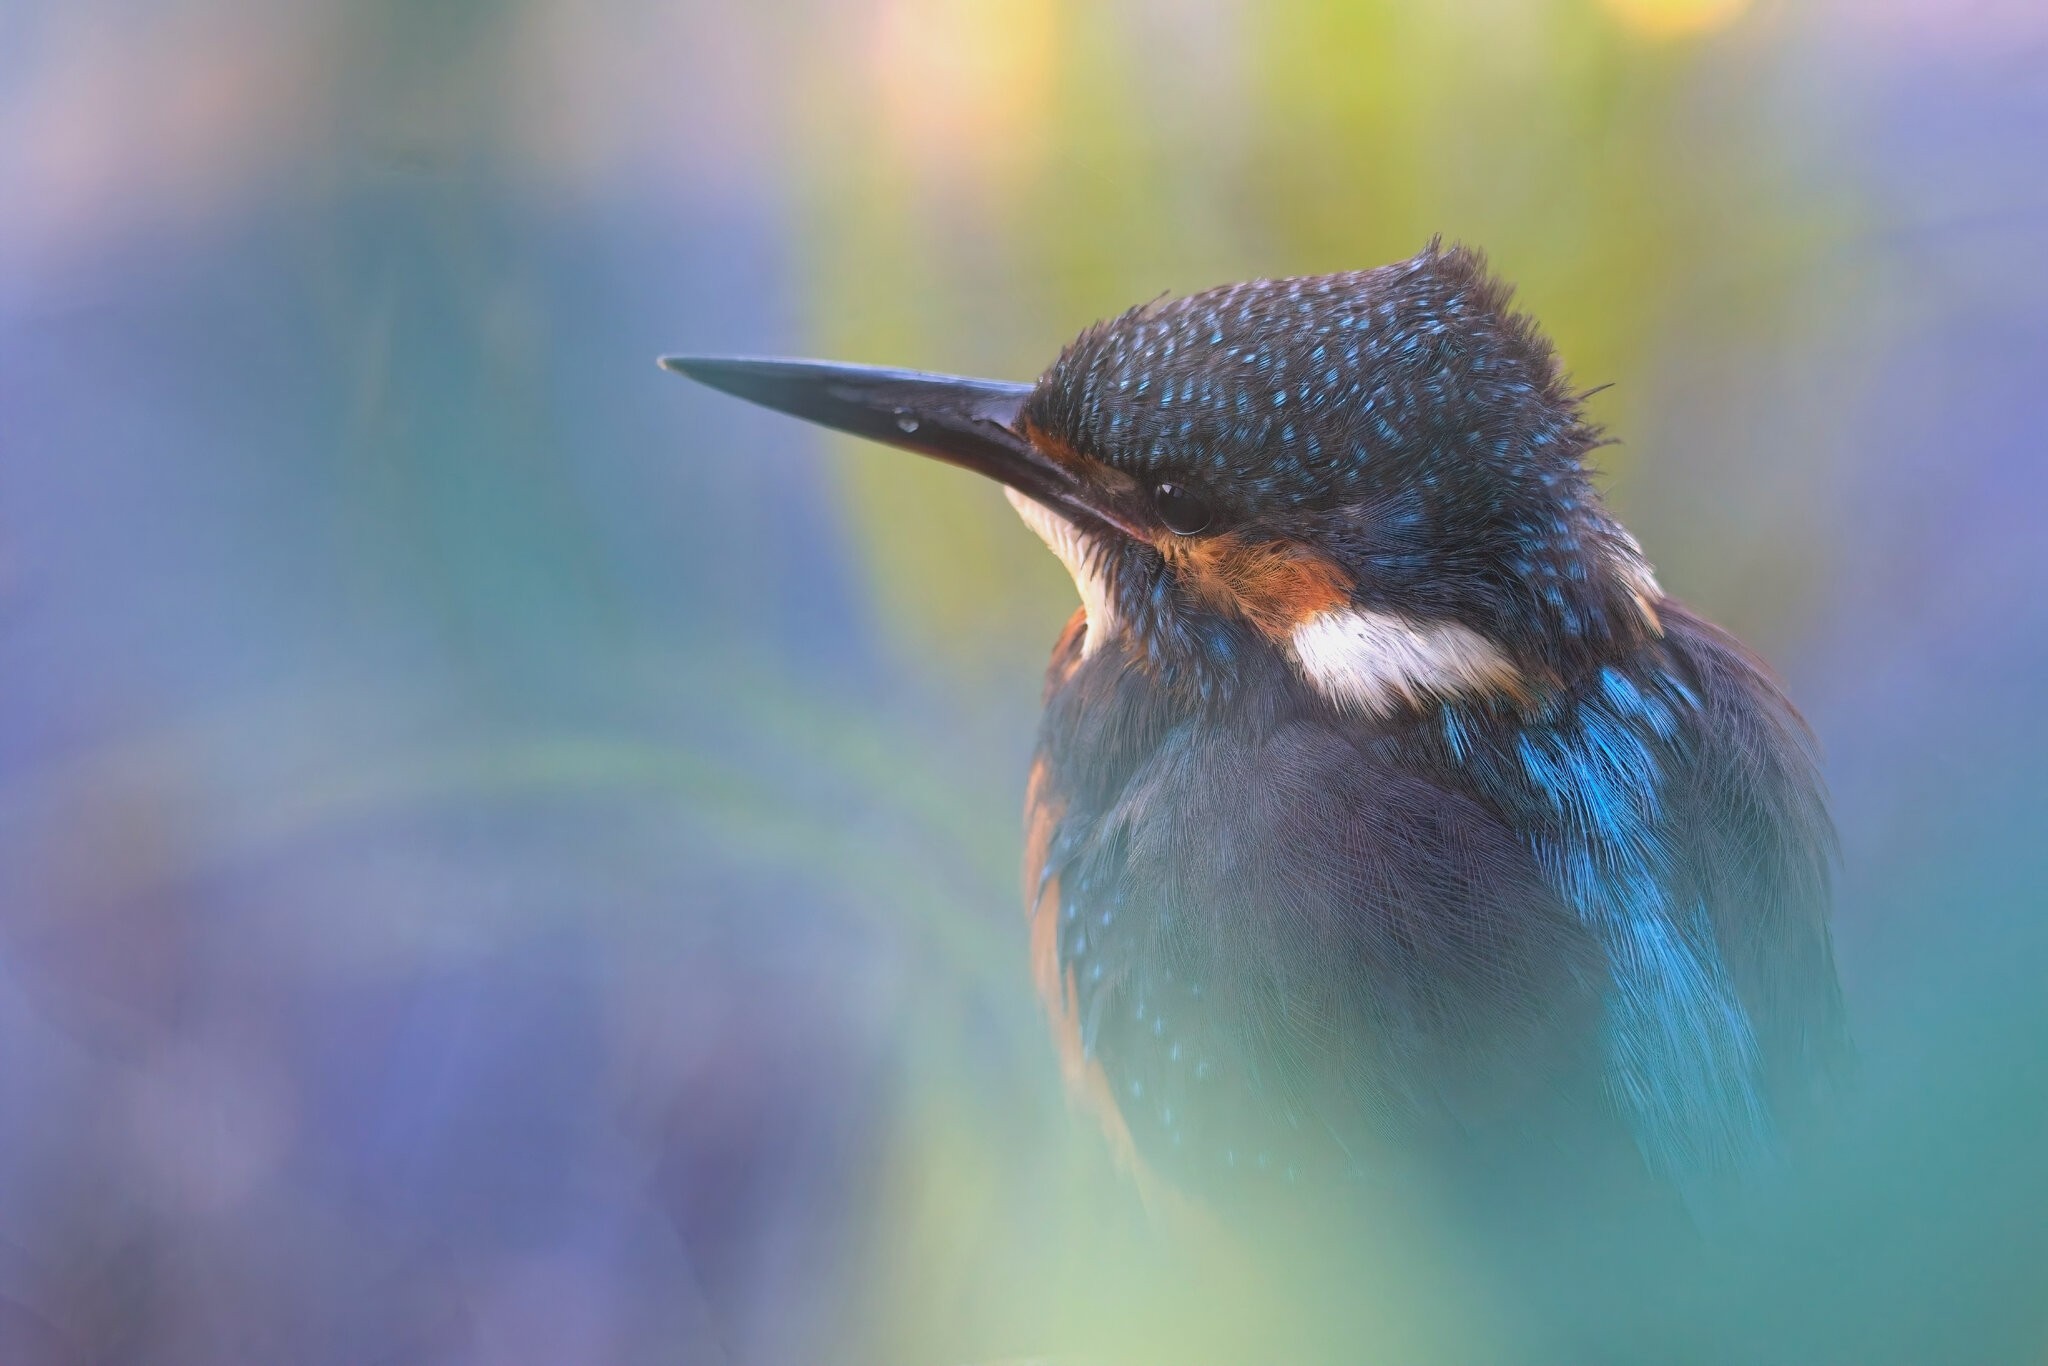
[
  {"xmin": 1606, "ymin": 527, "xmax": 1667, "ymax": 633},
  {"xmin": 1005, "ymin": 488, "xmax": 1119, "ymax": 658},
  {"xmin": 1290, "ymin": 606, "xmax": 1519, "ymax": 716}
]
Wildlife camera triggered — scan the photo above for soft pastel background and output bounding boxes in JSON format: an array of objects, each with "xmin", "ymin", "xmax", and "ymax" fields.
[{"xmin": 3, "ymin": 0, "xmax": 2046, "ymax": 1362}]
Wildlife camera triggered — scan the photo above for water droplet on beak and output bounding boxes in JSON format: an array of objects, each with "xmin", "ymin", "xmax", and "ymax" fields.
[{"xmin": 895, "ymin": 414, "xmax": 919, "ymax": 434}]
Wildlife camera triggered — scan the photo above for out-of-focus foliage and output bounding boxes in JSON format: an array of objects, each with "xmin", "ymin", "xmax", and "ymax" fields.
[{"xmin": 2, "ymin": 0, "xmax": 2046, "ymax": 1362}]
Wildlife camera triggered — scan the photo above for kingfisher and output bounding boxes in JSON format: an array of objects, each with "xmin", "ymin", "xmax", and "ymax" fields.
[{"xmin": 663, "ymin": 243, "xmax": 1844, "ymax": 1297}]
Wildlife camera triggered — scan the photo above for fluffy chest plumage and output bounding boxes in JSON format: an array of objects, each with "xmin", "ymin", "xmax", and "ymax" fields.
[{"xmin": 1021, "ymin": 607, "xmax": 1840, "ymax": 1203}]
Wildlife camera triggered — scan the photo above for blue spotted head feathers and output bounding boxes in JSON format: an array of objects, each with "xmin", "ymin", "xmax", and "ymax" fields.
[{"xmin": 1018, "ymin": 242, "xmax": 1662, "ymax": 679}]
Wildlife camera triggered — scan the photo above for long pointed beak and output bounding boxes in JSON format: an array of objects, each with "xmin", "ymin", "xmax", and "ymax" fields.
[{"xmin": 660, "ymin": 355, "xmax": 1138, "ymax": 537}]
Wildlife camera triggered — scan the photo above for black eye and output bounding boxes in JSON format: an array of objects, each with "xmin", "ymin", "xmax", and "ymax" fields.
[{"xmin": 1153, "ymin": 482, "xmax": 1212, "ymax": 535}]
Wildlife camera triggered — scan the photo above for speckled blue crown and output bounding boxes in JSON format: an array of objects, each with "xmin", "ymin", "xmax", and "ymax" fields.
[{"xmin": 1022, "ymin": 241, "xmax": 1590, "ymax": 512}]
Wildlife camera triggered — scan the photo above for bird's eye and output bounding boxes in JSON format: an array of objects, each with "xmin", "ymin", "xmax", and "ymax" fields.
[{"xmin": 1152, "ymin": 482, "xmax": 1212, "ymax": 535}]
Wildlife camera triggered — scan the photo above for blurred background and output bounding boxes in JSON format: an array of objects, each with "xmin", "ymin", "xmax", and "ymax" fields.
[{"xmin": 3, "ymin": 0, "xmax": 2046, "ymax": 1361}]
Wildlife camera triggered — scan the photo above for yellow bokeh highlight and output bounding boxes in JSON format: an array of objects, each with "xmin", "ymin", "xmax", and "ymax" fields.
[
  {"xmin": 1599, "ymin": 0, "xmax": 1756, "ymax": 40},
  {"xmin": 866, "ymin": 0, "xmax": 1060, "ymax": 184}
]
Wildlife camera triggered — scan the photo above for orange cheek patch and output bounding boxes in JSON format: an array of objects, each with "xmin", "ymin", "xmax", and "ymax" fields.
[{"xmin": 1166, "ymin": 534, "xmax": 1354, "ymax": 640}]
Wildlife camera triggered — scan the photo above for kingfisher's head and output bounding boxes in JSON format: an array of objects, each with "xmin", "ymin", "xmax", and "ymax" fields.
[{"xmin": 666, "ymin": 243, "xmax": 1664, "ymax": 716}]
